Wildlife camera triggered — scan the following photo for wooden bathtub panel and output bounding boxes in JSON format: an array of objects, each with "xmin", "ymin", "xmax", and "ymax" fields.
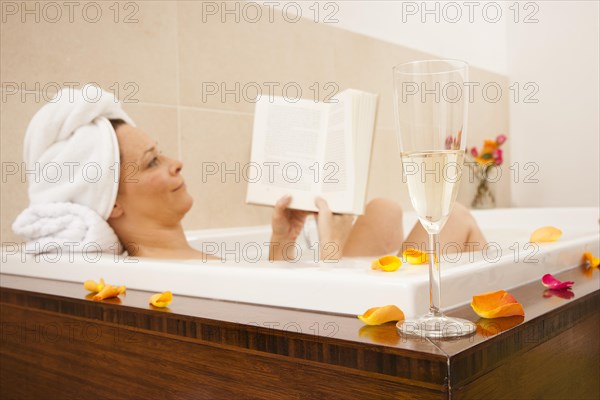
[
  {"xmin": 452, "ymin": 312, "xmax": 600, "ymax": 399},
  {"xmin": 1, "ymin": 304, "xmax": 443, "ymax": 400}
]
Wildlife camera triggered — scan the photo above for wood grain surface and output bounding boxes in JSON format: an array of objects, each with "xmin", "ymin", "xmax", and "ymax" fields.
[{"xmin": 1, "ymin": 266, "xmax": 598, "ymax": 399}]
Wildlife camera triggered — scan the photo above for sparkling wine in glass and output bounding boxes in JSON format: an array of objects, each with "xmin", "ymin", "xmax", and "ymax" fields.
[{"xmin": 393, "ymin": 59, "xmax": 476, "ymax": 338}]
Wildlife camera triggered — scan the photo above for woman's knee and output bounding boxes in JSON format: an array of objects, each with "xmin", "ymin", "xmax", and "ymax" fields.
[
  {"xmin": 451, "ymin": 202, "xmax": 469, "ymax": 216},
  {"xmin": 362, "ymin": 197, "xmax": 404, "ymax": 253},
  {"xmin": 449, "ymin": 202, "xmax": 477, "ymax": 225},
  {"xmin": 365, "ymin": 197, "xmax": 403, "ymax": 221},
  {"xmin": 450, "ymin": 202, "xmax": 487, "ymax": 249}
]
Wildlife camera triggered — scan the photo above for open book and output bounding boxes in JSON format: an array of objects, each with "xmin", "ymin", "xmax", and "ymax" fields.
[{"xmin": 245, "ymin": 89, "xmax": 378, "ymax": 214}]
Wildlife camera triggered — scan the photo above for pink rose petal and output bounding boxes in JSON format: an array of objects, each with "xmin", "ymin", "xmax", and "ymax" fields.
[{"xmin": 541, "ymin": 273, "xmax": 574, "ymax": 290}]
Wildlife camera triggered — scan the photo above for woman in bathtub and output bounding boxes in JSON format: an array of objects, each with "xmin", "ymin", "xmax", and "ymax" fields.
[
  {"xmin": 106, "ymin": 120, "xmax": 487, "ymax": 261},
  {"xmin": 13, "ymin": 85, "xmax": 486, "ymax": 261}
]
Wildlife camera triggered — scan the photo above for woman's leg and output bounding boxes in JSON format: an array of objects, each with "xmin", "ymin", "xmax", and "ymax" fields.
[
  {"xmin": 342, "ymin": 198, "xmax": 405, "ymax": 257},
  {"xmin": 402, "ymin": 203, "xmax": 487, "ymax": 254}
]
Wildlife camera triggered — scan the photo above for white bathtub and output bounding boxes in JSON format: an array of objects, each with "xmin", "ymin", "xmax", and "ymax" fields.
[{"xmin": 1, "ymin": 207, "xmax": 598, "ymax": 317}]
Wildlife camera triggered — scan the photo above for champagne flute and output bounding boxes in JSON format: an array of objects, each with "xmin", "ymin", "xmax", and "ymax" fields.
[{"xmin": 393, "ymin": 60, "xmax": 476, "ymax": 338}]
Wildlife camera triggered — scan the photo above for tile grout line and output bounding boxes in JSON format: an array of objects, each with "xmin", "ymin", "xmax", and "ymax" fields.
[
  {"xmin": 177, "ymin": 104, "xmax": 253, "ymax": 116},
  {"xmin": 0, "ymin": 89, "xmax": 394, "ymax": 129},
  {"xmin": 0, "ymin": 88, "xmax": 253, "ymax": 115}
]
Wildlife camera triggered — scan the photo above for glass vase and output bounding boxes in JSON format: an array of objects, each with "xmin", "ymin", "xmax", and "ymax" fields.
[{"xmin": 472, "ymin": 178, "xmax": 496, "ymax": 209}]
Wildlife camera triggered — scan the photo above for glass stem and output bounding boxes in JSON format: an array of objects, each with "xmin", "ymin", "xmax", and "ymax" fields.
[{"xmin": 428, "ymin": 232, "xmax": 442, "ymax": 316}]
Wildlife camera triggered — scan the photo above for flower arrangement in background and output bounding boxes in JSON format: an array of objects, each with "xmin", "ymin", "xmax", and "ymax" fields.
[
  {"xmin": 470, "ymin": 134, "xmax": 506, "ymax": 167},
  {"xmin": 467, "ymin": 134, "xmax": 507, "ymax": 208}
]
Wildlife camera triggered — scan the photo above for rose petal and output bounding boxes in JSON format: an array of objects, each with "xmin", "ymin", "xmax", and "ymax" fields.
[
  {"xmin": 541, "ymin": 273, "xmax": 574, "ymax": 290},
  {"xmin": 583, "ymin": 252, "xmax": 600, "ymax": 269},
  {"xmin": 530, "ymin": 226, "xmax": 562, "ymax": 243},
  {"xmin": 150, "ymin": 291, "xmax": 173, "ymax": 308},
  {"xmin": 92, "ymin": 284, "xmax": 126, "ymax": 301},
  {"xmin": 402, "ymin": 248, "xmax": 429, "ymax": 265},
  {"xmin": 371, "ymin": 255, "xmax": 402, "ymax": 272},
  {"xmin": 357, "ymin": 305, "xmax": 405, "ymax": 325},
  {"xmin": 471, "ymin": 290, "xmax": 525, "ymax": 318},
  {"xmin": 84, "ymin": 278, "xmax": 105, "ymax": 293}
]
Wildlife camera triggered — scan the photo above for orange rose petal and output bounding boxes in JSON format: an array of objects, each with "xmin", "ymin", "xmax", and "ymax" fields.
[
  {"xmin": 402, "ymin": 248, "xmax": 429, "ymax": 265},
  {"xmin": 83, "ymin": 278, "xmax": 105, "ymax": 293},
  {"xmin": 530, "ymin": 226, "xmax": 562, "ymax": 243},
  {"xmin": 583, "ymin": 252, "xmax": 600, "ymax": 269},
  {"xmin": 471, "ymin": 290, "xmax": 525, "ymax": 319},
  {"xmin": 92, "ymin": 284, "xmax": 126, "ymax": 301},
  {"xmin": 150, "ymin": 291, "xmax": 173, "ymax": 308},
  {"xmin": 357, "ymin": 305, "xmax": 405, "ymax": 325},
  {"xmin": 371, "ymin": 255, "xmax": 402, "ymax": 272}
]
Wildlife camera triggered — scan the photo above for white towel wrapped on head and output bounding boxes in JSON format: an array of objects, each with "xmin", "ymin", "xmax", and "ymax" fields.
[{"xmin": 12, "ymin": 84, "xmax": 135, "ymax": 255}]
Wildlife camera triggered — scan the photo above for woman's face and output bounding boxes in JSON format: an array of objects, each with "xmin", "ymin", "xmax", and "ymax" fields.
[{"xmin": 111, "ymin": 124, "xmax": 193, "ymax": 225}]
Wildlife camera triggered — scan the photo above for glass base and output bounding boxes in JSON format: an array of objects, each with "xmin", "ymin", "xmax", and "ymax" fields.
[{"xmin": 397, "ymin": 313, "xmax": 476, "ymax": 338}]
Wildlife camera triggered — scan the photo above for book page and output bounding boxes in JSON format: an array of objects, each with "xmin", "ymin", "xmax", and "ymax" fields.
[
  {"xmin": 246, "ymin": 90, "xmax": 377, "ymax": 214},
  {"xmin": 352, "ymin": 92, "xmax": 378, "ymax": 214},
  {"xmin": 246, "ymin": 96, "xmax": 327, "ymax": 211},
  {"xmin": 318, "ymin": 97, "xmax": 355, "ymax": 213}
]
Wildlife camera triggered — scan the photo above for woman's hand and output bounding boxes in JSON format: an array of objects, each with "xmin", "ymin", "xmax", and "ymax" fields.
[
  {"xmin": 269, "ymin": 195, "xmax": 311, "ymax": 261},
  {"xmin": 271, "ymin": 195, "xmax": 312, "ymax": 242},
  {"xmin": 314, "ymin": 197, "xmax": 354, "ymax": 260}
]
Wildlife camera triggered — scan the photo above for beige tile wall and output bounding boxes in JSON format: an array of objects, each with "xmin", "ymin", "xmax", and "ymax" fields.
[{"xmin": 0, "ymin": 1, "xmax": 509, "ymax": 244}]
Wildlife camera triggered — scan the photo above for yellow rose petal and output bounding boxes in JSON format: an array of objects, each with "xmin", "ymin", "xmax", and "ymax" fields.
[
  {"xmin": 371, "ymin": 255, "xmax": 402, "ymax": 272},
  {"xmin": 92, "ymin": 284, "xmax": 126, "ymax": 301},
  {"xmin": 530, "ymin": 226, "xmax": 562, "ymax": 243},
  {"xmin": 84, "ymin": 278, "xmax": 105, "ymax": 293},
  {"xmin": 402, "ymin": 248, "xmax": 429, "ymax": 265},
  {"xmin": 150, "ymin": 291, "xmax": 173, "ymax": 308},
  {"xmin": 358, "ymin": 305, "xmax": 405, "ymax": 325},
  {"xmin": 583, "ymin": 252, "xmax": 600, "ymax": 269}
]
